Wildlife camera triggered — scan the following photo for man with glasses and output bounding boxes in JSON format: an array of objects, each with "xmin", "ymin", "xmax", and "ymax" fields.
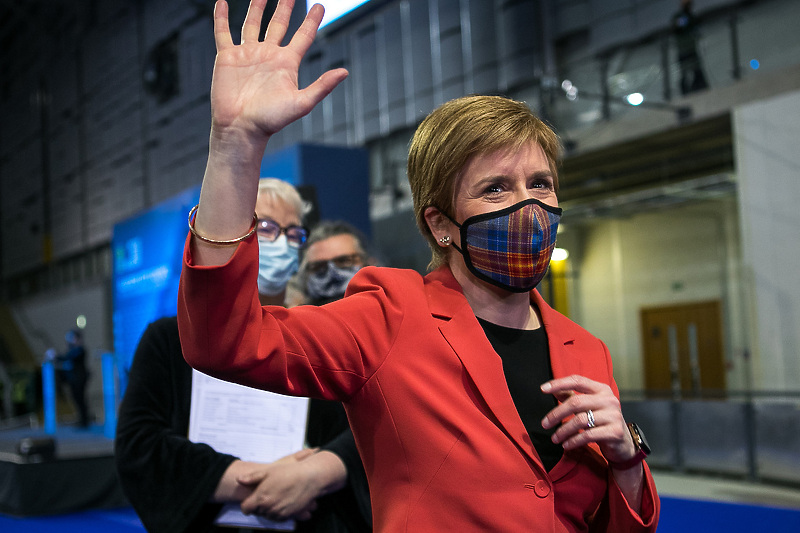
[
  {"xmin": 297, "ymin": 221, "xmax": 372, "ymax": 306},
  {"xmin": 287, "ymin": 220, "xmax": 374, "ymax": 531}
]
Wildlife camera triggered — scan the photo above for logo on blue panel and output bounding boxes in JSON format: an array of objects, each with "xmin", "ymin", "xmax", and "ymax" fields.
[{"xmin": 114, "ymin": 237, "xmax": 143, "ymax": 273}]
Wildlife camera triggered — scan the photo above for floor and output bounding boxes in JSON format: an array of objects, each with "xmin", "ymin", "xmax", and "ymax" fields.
[
  {"xmin": 654, "ymin": 470, "xmax": 800, "ymax": 532},
  {"xmin": 0, "ymin": 507, "xmax": 145, "ymax": 533},
  {"xmin": 1, "ymin": 449, "xmax": 800, "ymax": 531},
  {"xmin": 653, "ymin": 470, "xmax": 800, "ymax": 510}
]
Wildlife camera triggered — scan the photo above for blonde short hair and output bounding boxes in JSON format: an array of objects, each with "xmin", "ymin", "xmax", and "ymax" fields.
[{"xmin": 407, "ymin": 95, "xmax": 561, "ymax": 270}]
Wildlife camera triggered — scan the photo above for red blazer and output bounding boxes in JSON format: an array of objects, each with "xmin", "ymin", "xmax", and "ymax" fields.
[{"xmin": 178, "ymin": 236, "xmax": 659, "ymax": 532}]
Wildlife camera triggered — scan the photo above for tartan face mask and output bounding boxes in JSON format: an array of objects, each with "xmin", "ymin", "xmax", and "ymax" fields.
[{"xmin": 445, "ymin": 198, "xmax": 562, "ymax": 293}]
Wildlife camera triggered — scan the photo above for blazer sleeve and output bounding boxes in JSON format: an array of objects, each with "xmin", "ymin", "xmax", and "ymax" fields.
[
  {"xmin": 115, "ymin": 317, "xmax": 237, "ymax": 533},
  {"xmin": 178, "ymin": 234, "xmax": 408, "ymax": 401},
  {"xmin": 591, "ymin": 339, "xmax": 660, "ymax": 533},
  {"xmin": 598, "ymin": 461, "xmax": 660, "ymax": 533}
]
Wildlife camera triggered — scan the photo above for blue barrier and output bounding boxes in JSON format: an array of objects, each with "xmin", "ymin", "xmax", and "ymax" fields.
[
  {"xmin": 41, "ymin": 352, "xmax": 119, "ymax": 436},
  {"xmin": 42, "ymin": 360, "xmax": 56, "ymax": 435},
  {"xmin": 102, "ymin": 352, "xmax": 117, "ymax": 439}
]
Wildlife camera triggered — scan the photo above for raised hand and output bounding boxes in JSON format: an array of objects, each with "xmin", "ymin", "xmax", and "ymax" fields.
[
  {"xmin": 210, "ymin": 0, "xmax": 349, "ymax": 141},
  {"xmin": 190, "ymin": 0, "xmax": 347, "ymax": 266}
]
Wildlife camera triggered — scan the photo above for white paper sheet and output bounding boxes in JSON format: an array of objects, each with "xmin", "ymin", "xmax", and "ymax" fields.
[{"xmin": 189, "ymin": 369, "xmax": 309, "ymax": 530}]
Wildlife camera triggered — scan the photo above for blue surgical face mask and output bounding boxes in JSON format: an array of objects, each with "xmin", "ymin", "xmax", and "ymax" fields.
[{"xmin": 258, "ymin": 235, "xmax": 300, "ymax": 296}]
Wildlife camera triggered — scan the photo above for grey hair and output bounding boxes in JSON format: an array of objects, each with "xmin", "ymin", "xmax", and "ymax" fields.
[
  {"xmin": 296, "ymin": 221, "xmax": 370, "ymax": 289},
  {"xmin": 257, "ymin": 178, "xmax": 311, "ymax": 219},
  {"xmin": 302, "ymin": 220, "xmax": 368, "ymax": 257}
]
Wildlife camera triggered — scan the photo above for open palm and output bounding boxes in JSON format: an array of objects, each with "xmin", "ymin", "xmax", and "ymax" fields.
[{"xmin": 210, "ymin": 0, "xmax": 348, "ymax": 138}]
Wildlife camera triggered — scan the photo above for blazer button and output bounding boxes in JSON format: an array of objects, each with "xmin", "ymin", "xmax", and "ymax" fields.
[{"xmin": 534, "ymin": 480, "xmax": 551, "ymax": 498}]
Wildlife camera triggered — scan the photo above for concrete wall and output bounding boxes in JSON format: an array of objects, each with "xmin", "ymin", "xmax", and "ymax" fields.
[{"xmin": 734, "ymin": 90, "xmax": 800, "ymax": 391}]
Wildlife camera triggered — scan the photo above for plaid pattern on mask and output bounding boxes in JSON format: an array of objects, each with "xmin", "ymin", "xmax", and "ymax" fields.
[{"xmin": 463, "ymin": 201, "xmax": 560, "ymax": 291}]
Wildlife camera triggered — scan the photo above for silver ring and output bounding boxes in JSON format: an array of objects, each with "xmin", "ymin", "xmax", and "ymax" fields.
[{"xmin": 586, "ymin": 409, "xmax": 596, "ymax": 428}]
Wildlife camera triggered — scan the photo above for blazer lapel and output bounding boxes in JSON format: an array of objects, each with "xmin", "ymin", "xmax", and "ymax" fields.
[
  {"xmin": 425, "ymin": 267, "xmax": 546, "ymax": 472},
  {"xmin": 533, "ymin": 290, "xmax": 607, "ymax": 468},
  {"xmin": 532, "ymin": 290, "xmax": 577, "ymax": 380}
]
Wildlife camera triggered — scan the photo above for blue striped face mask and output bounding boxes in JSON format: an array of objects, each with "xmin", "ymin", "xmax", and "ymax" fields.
[{"xmin": 444, "ymin": 198, "xmax": 561, "ymax": 293}]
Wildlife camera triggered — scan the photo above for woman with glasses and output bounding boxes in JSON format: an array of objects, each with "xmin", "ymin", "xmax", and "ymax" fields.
[
  {"xmin": 250, "ymin": 178, "xmax": 309, "ymax": 305},
  {"xmin": 178, "ymin": 1, "xmax": 659, "ymax": 531},
  {"xmin": 116, "ymin": 177, "xmax": 369, "ymax": 533}
]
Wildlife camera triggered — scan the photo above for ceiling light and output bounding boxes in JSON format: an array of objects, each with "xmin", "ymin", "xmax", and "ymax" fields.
[
  {"xmin": 551, "ymin": 248, "xmax": 569, "ymax": 262},
  {"xmin": 625, "ymin": 93, "xmax": 644, "ymax": 106}
]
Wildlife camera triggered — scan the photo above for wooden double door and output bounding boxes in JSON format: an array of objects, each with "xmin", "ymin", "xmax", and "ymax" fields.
[{"xmin": 641, "ymin": 300, "xmax": 726, "ymax": 395}]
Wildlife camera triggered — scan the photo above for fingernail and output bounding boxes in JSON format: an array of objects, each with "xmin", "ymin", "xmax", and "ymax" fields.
[{"xmin": 541, "ymin": 382, "xmax": 551, "ymax": 392}]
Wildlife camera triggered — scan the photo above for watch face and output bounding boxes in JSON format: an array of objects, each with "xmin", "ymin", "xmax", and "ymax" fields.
[{"xmin": 630, "ymin": 423, "xmax": 651, "ymax": 455}]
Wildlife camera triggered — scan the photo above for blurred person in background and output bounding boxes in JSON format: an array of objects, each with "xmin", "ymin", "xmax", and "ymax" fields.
[
  {"xmin": 672, "ymin": 0, "xmax": 708, "ymax": 94},
  {"xmin": 47, "ymin": 329, "xmax": 90, "ymax": 428}
]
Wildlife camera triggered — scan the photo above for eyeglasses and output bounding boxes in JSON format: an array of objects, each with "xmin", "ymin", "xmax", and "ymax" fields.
[
  {"xmin": 256, "ymin": 218, "xmax": 309, "ymax": 248},
  {"xmin": 306, "ymin": 253, "xmax": 364, "ymax": 276}
]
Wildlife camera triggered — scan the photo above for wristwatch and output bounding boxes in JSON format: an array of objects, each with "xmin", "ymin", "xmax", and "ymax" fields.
[{"xmin": 608, "ymin": 422, "xmax": 650, "ymax": 470}]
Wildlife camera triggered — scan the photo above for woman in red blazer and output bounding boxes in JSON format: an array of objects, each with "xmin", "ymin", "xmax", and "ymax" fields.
[{"xmin": 179, "ymin": 1, "xmax": 659, "ymax": 531}]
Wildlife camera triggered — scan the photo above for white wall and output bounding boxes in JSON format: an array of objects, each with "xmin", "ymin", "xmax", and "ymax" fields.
[
  {"xmin": 734, "ymin": 90, "xmax": 800, "ymax": 391},
  {"xmin": 565, "ymin": 198, "xmax": 746, "ymax": 390}
]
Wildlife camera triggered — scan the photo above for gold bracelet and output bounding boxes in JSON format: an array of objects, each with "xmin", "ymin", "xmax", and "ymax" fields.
[{"xmin": 187, "ymin": 205, "xmax": 258, "ymax": 246}]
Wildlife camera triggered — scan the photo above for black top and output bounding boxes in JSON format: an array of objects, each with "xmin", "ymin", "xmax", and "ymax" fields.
[
  {"xmin": 477, "ymin": 318, "xmax": 563, "ymax": 471},
  {"xmin": 672, "ymin": 5, "xmax": 700, "ymax": 58},
  {"xmin": 55, "ymin": 344, "xmax": 87, "ymax": 374},
  {"xmin": 115, "ymin": 316, "xmax": 371, "ymax": 533},
  {"xmin": 302, "ymin": 399, "xmax": 372, "ymax": 533}
]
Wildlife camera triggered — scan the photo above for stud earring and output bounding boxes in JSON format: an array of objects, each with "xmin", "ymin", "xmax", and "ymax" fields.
[{"xmin": 439, "ymin": 236, "xmax": 451, "ymax": 246}]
